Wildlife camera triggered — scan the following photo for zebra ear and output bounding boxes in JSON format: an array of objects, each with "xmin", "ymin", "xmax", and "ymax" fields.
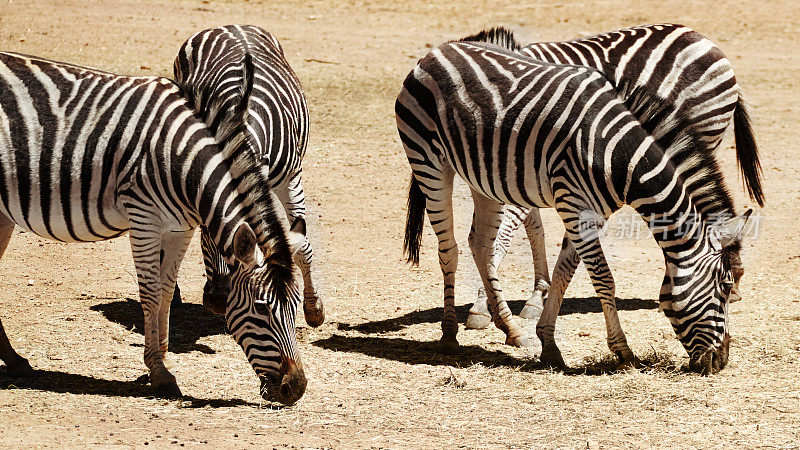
[
  {"xmin": 233, "ymin": 223, "xmax": 258, "ymax": 265},
  {"xmin": 717, "ymin": 209, "xmax": 753, "ymax": 248},
  {"xmin": 288, "ymin": 217, "xmax": 306, "ymax": 255}
]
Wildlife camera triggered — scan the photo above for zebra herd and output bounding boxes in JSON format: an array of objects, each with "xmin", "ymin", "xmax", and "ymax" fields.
[{"xmin": 0, "ymin": 23, "xmax": 761, "ymax": 405}]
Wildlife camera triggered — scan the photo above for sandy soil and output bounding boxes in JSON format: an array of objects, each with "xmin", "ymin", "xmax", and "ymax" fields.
[{"xmin": 0, "ymin": 0, "xmax": 798, "ymax": 447}]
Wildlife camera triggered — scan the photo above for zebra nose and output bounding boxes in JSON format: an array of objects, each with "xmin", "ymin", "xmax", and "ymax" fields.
[
  {"xmin": 202, "ymin": 278, "xmax": 229, "ymax": 315},
  {"xmin": 277, "ymin": 358, "xmax": 307, "ymax": 405},
  {"xmin": 260, "ymin": 358, "xmax": 306, "ymax": 405}
]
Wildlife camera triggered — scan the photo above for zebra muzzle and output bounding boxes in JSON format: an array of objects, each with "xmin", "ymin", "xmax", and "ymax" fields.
[
  {"xmin": 260, "ymin": 357, "xmax": 307, "ymax": 406},
  {"xmin": 689, "ymin": 334, "xmax": 730, "ymax": 375},
  {"xmin": 202, "ymin": 278, "xmax": 230, "ymax": 315}
]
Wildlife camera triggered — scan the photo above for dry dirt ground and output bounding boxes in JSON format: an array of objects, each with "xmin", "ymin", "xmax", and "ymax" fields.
[{"xmin": 0, "ymin": 0, "xmax": 798, "ymax": 448}]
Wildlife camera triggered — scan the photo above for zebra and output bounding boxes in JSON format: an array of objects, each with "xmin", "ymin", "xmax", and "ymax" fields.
[
  {"xmin": 0, "ymin": 50, "xmax": 308, "ymax": 404},
  {"xmin": 396, "ymin": 34, "xmax": 752, "ymax": 373},
  {"xmin": 172, "ymin": 25, "xmax": 324, "ymax": 328},
  {"xmin": 459, "ymin": 24, "xmax": 763, "ymax": 331}
]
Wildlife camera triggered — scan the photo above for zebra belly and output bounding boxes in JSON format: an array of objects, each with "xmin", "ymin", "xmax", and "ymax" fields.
[
  {"xmin": 0, "ymin": 189, "xmax": 129, "ymax": 243},
  {"xmin": 446, "ymin": 154, "xmax": 552, "ymax": 210}
]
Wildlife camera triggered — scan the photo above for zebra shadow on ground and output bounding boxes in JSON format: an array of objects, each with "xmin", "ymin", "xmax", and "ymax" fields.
[
  {"xmin": 312, "ymin": 334, "xmax": 683, "ymax": 376},
  {"xmin": 90, "ymin": 297, "xmax": 226, "ymax": 354},
  {"xmin": 336, "ymin": 297, "xmax": 659, "ymax": 334},
  {"xmin": 0, "ymin": 367, "xmax": 258, "ymax": 406},
  {"xmin": 321, "ymin": 296, "xmax": 676, "ymax": 375}
]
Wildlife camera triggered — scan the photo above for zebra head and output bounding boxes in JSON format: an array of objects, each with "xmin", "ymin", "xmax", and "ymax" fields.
[
  {"xmin": 659, "ymin": 210, "xmax": 752, "ymax": 375},
  {"xmin": 223, "ymin": 222, "xmax": 308, "ymax": 405}
]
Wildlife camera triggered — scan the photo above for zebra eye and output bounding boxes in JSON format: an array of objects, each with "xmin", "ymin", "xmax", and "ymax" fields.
[
  {"xmin": 720, "ymin": 280, "xmax": 733, "ymax": 298},
  {"xmin": 254, "ymin": 300, "xmax": 269, "ymax": 315}
]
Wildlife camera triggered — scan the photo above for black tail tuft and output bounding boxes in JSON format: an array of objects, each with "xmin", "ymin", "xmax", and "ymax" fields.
[
  {"xmin": 403, "ymin": 176, "xmax": 426, "ymax": 266},
  {"xmin": 733, "ymin": 97, "xmax": 764, "ymax": 207},
  {"xmin": 457, "ymin": 27, "xmax": 522, "ymax": 51}
]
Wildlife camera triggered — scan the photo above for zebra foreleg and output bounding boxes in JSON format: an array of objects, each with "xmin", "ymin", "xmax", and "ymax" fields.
[
  {"xmin": 277, "ymin": 176, "xmax": 324, "ymax": 328},
  {"xmin": 519, "ymin": 208, "xmax": 550, "ymax": 321},
  {"xmin": 561, "ymin": 212, "xmax": 634, "ymax": 366},
  {"xmin": 0, "ymin": 213, "xmax": 32, "ymax": 377},
  {"xmin": 536, "ymin": 235, "xmax": 580, "ymax": 369},
  {"xmin": 129, "ymin": 224, "xmax": 182, "ymax": 399},
  {"xmin": 157, "ymin": 230, "xmax": 194, "ymax": 369},
  {"xmin": 468, "ymin": 192, "xmax": 529, "ymax": 347}
]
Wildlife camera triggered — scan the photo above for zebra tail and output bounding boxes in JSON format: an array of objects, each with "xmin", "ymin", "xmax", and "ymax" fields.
[
  {"xmin": 404, "ymin": 176, "xmax": 426, "ymax": 266},
  {"xmin": 733, "ymin": 96, "xmax": 764, "ymax": 207}
]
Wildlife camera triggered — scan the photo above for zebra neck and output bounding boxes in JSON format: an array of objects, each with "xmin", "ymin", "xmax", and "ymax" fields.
[
  {"xmin": 189, "ymin": 145, "xmax": 291, "ymax": 268},
  {"xmin": 639, "ymin": 202, "xmax": 708, "ymax": 262},
  {"xmin": 620, "ymin": 136, "xmax": 734, "ymax": 260}
]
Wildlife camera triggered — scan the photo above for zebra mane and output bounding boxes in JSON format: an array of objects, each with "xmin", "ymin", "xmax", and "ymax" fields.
[
  {"xmin": 457, "ymin": 27, "xmax": 522, "ymax": 51},
  {"xmin": 219, "ymin": 53, "xmax": 294, "ymax": 279},
  {"xmin": 620, "ymin": 81, "xmax": 736, "ymax": 220}
]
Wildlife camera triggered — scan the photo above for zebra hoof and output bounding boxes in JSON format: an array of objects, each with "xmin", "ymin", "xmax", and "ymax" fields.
[
  {"xmin": 303, "ymin": 300, "xmax": 325, "ymax": 328},
  {"xmin": 153, "ymin": 381, "xmax": 183, "ymax": 399},
  {"xmin": 616, "ymin": 359, "xmax": 640, "ymax": 372},
  {"xmin": 519, "ymin": 304, "xmax": 543, "ymax": 321},
  {"xmin": 202, "ymin": 279, "xmax": 229, "ymax": 315},
  {"xmin": 615, "ymin": 350, "xmax": 639, "ymax": 371},
  {"xmin": 505, "ymin": 335, "xmax": 533, "ymax": 348},
  {"xmin": 4, "ymin": 358, "xmax": 33, "ymax": 377},
  {"xmin": 465, "ymin": 311, "xmax": 491, "ymax": 330},
  {"xmin": 438, "ymin": 335, "xmax": 460, "ymax": 354},
  {"xmin": 540, "ymin": 345, "xmax": 566, "ymax": 370}
]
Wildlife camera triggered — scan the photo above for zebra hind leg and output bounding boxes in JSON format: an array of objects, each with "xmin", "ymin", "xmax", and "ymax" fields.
[
  {"xmin": 0, "ymin": 214, "xmax": 32, "ymax": 377},
  {"xmin": 418, "ymin": 168, "xmax": 461, "ymax": 353},
  {"xmin": 468, "ymin": 192, "xmax": 529, "ymax": 347},
  {"xmin": 519, "ymin": 208, "xmax": 550, "ymax": 321},
  {"xmin": 465, "ymin": 204, "xmax": 525, "ymax": 330},
  {"xmin": 290, "ymin": 219, "xmax": 324, "ymax": 328}
]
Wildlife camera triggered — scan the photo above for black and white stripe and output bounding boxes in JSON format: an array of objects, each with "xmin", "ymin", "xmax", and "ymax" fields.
[
  {"xmin": 397, "ymin": 35, "xmax": 751, "ymax": 373},
  {"xmin": 460, "ymin": 25, "xmax": 762, "ymax": 335},
  {"xmin": 0, "ymin": 51, "xmax": 306, "ymax": 404},
  {"xmin": 173, "ymin": 25, "xmax": 324, "ymax": 328}
]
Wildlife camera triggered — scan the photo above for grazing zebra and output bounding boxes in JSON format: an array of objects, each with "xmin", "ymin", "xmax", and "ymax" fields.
[
  {"xmin": 0, "ymin": 51, "xmax": 307, "ymax": 404},
  {"xmin": 173, "ymin": 25, "xmax": 324, "ymax": 328},
  {"xmin": 461, "ymin": 24, "xmax": 763, "ymax": 331},
  {"xmin": 397, "ymin": 35, "xmax": 751, "ymax": 373}
]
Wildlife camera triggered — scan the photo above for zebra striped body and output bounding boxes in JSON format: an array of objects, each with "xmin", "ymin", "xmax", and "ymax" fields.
[
  {"xmin": 0, "ymin": 51, "xmax": 306, "ymax": 404},
  {"xmin": 173, "ymin": 25, "xmax": 323, "ymax": 327},
  {"xmin": 398, "ymin": 39, "xmax": 750, "ymax": 372},
  {"xmin": 462, "ymin": 25, "xmax": 762, "ymax": 331}
]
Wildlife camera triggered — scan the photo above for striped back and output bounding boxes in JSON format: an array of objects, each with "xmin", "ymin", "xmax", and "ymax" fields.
[
  {"xmin": 174, "ymin": 24, "xmax": 309, "ymax": 187},
  {"xmin": 173, "ymin": 25, "xmax": 311, "ymax": 305},
  {"xmin": 521, "ymin": 24, "xmax": 735, "ymax": 145}
]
